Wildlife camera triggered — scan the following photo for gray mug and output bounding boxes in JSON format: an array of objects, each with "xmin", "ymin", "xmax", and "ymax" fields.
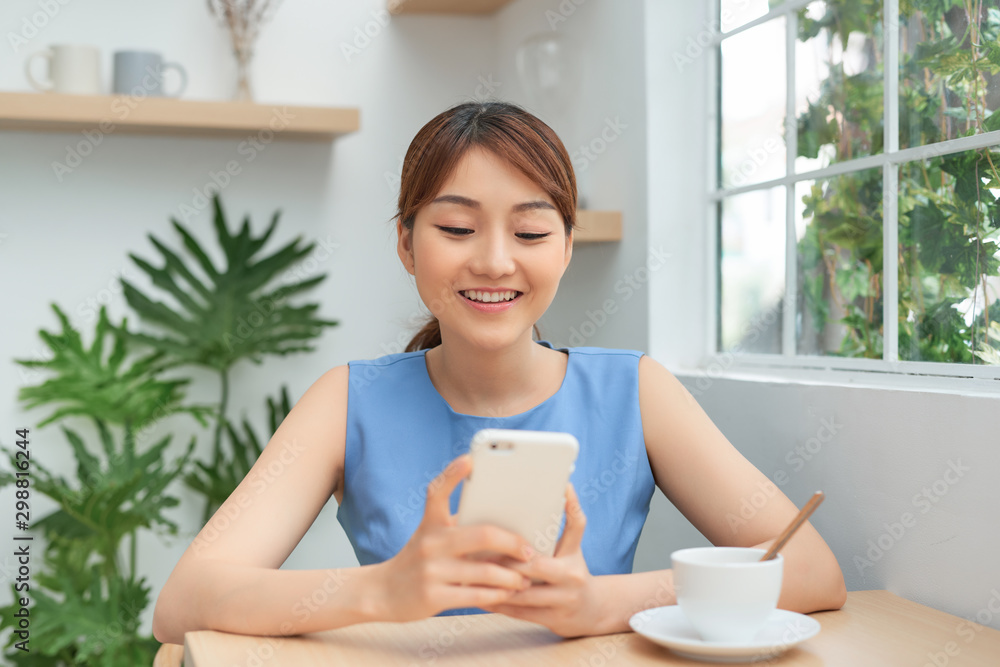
[{"xmin": 112, "ymin": 50, "xmax": 186, "ymax": 97}]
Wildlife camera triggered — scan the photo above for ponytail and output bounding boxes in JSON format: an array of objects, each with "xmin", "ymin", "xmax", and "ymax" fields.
[{"xmin": 405, "ymin": 317, "xmax": 442, "ymax": 352}]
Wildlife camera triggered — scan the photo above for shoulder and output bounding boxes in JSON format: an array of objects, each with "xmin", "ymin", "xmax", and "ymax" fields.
[
  {"xmin": 566, "ymin": 345, "xmax": 644, "ymax": 361},
  {"xmin": 347, "ymin": 349, "xmax": 426, "ymax": 371},
  {"xmin": 561, "ymin": 345, "xmax": 645, "ymax": 374},
  {"xmin": 637, "ymin": 354, "xmax": 695, "ymax": 406}
]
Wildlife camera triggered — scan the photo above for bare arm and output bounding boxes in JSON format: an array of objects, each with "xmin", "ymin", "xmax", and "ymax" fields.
[
  {"xmin": 632, "ymin": 356, "xmax": 846, "ymax": 617},
  {"xmin": 153, "ymin": 365, "xmax": 535, "ymax": 645},
  {"xmin": 152, "ymin": 365, "xmax": 368, "ymax": 644}
]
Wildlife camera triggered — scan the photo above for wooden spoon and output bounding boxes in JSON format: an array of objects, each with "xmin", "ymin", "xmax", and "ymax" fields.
[{"xmin": 760, "ymin": 491, "xmax": 825, "ymax": 561}]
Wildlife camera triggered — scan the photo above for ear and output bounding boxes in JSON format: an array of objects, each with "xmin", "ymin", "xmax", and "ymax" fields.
[
  {"xmin": 563, "ymin": 226, "xmax": 573, "ymax": 270},
  {"xmin": 397, "ymin": 220, "xmax": 415, "ymax": 275}
]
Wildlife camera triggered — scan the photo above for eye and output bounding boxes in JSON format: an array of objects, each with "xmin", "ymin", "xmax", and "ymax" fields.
[
  {"xmin": 436, "ymin": 225, "xmax": 473, "ymax": 236},
  {"xmin": 516, "ymin": 232, "xmax": 552, "ymax": 240}
]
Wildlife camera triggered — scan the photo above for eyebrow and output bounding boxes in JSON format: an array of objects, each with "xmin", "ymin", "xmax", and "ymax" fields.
[{"xmin": 430, "ymin": 194, "xmax": 557, "ymax": 214}]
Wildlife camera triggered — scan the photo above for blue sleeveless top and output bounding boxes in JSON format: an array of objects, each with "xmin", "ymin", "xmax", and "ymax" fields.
[{"xmin": 337, "ymin": 341, "xmax": 656, "ymax": 616}]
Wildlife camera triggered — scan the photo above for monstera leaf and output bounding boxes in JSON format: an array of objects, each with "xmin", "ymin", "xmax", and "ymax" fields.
[
  {"xmin": 0, "ymin": 421, "xmax": 195, "ymax": 564},
  {"xmin": 121, "ymin": 194, "xmax": 338, "ymax": 371},
  {"xmin": 15, "ymin": 304, "xmax": 208, "ymax": 431},
  {"xmin": 0, "ymin": 571, "xmax": 159, "ymax": 667}
]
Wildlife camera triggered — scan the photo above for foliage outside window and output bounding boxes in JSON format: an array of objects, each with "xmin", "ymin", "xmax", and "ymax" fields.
[{"xmin": 717, "ymin": 0, "xmax": 1000, "ymax": 373}]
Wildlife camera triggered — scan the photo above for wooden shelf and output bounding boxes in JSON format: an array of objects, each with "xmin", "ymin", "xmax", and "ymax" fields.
[
  {"xmin": 389, "ymin": 0, "xmax": 515, "ymax": 15},
  {"xmin": 0, "ymin": 92, "xmax": 359, "ymax": 140},
  {"xmin": 575, "ymin": 210, "xmax": 622, "ymax": 243}
]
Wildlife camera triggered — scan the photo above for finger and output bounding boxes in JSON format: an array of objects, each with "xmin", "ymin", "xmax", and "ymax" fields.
[
  {"xmin": 451, "ymin": 524, "xmax": 535, "ymax": 563},
  {"xmin": 484, "ymin": 584, "xmax": 567, "ymax": 608},
  {"xmin": 440, "ymin": 558, "xmax": 530, "ymax": 591},
  {"xmin": 498, "ymin": 555, "xmax": 568, "ymax": 586},
  {"xmin": 554, "ymin": 483, "xmax": 586, "ymax": 558},
  {"xmin": 423, "ymin": 454, "xmax": 471, "ymax": 524},
  {"xmin": 435, "ymin": 583, "xmax": 522, "ymax": 612}
]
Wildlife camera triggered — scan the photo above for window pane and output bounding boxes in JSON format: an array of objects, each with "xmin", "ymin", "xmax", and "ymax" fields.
[
  {"xmin": 795, "ymin": 168, "xmax": 884, "ymax": 357},
  {"xmin": 898, "ymin": 149, "xmax": 1000, "ymax": 364},
  {"xmin": 721, "ymin": 0, "xmax": 783, "ymax": 33},
  {"xmin": 720, "ymin": 188, "xmax": 786, "ymax": 353},
  {"xmin": 795, "ymin": 0, "xmax": 884, "ymax": 173},
  {"xmin": 900, "ymin": 2, "xmax": 1000, "ymax": 149},
  {"xmin": 720, "ymin": 19, "xmax": 787, "ymax": 189}
]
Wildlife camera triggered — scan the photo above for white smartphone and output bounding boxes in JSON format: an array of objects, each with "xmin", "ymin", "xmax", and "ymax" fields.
[{"xmin": 456, "ymin": 428, "xmax": 579, "ymax": 558}]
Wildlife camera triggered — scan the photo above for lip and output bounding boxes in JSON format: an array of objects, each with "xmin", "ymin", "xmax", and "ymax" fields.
[{"xmin": 459, "ymin": 290, "xmax": 522, "ymax": 313}]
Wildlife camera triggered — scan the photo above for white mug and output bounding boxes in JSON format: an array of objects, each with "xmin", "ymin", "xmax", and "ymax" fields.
[
  {"xmin": 672, "ymin": 547, "xmax": 784, "ymax": 643},
  {"xmin": 25, "ymin": 44, "xmax": 102, "ymax": 95}
]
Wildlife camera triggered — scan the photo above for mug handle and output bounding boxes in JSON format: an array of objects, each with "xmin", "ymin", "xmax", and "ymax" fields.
[
  {"xmin": 161, "ymin": 61, "xmax": 188, "ymax": 98},
  {"xmin": 25, "ymin": 50, "xmax": 54, "ymax": 92}
]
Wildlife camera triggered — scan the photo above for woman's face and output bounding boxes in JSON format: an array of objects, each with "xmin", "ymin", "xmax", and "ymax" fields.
[{"xmin": 398, "ymin": 147, "xmax": 573, "ymax": 352}]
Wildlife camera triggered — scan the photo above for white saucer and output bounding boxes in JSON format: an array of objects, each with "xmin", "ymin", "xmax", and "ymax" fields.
[{"xmin": 628, "ymin": 606, "xmax": 820, "ymax": 663}]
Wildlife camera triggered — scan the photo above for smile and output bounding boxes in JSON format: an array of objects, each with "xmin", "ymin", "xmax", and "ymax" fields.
[
  {"xmin": 461, "ymin": 290, "xmax": 521, "ymax": 303},
  {"xmin": 459, "ymin": 289, "xmax": 522, "ymax": 313}
]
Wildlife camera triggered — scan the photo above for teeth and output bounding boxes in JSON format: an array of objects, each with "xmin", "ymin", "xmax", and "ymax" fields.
[{"xmin": 463, "ymin": 290, "xmax": 518, "ymax": 303}]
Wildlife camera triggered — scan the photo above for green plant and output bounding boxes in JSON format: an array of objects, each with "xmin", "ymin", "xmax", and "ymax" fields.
[
  {"xmin": 793, "ymin": 0, "xmax": 1000, "ymax": 362},
  {"xmin": 121, "ymin": 195, "xmax": 337, "ymax": 519},
  {"xmin": 0, "ymin": 306, "xmax": 197, "ymax": 666},
  {"xmin": 0, "ymin": 195, "xmax": 336, "ymax": 664}
]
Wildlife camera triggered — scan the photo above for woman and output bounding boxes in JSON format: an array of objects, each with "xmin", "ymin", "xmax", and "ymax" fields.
[{"xmin": 153, "ymin": 101, "xmax": 845, "ymax": 645}]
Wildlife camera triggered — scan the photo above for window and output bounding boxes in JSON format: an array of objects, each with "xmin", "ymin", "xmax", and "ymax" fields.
[{"xmin": 714, "ymin": 0, "xmax": 1000, "ymax": 379}]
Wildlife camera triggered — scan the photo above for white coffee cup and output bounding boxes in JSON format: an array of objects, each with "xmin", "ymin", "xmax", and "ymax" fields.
[
  {"xmin": 672, "ymin": 547, "xmax": 783, "ymax": 643},
  {"xmin": 25, "ymin": 44, "xmax": 102, "ymax": 95}
]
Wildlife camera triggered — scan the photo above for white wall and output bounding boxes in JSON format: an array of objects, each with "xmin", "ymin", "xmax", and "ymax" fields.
[{"xmin": 495, "ymin": 0, "xmax": 649, "ymax": 352}]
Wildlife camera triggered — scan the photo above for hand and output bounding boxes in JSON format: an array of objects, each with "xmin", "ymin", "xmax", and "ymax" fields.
[
  {"xmin": 372, "ymin": 454, "xmax": 534, "ymax": 622},
  {"xmin": 481, "ymin": 484, "xmax": 607, "ymax": 638}
]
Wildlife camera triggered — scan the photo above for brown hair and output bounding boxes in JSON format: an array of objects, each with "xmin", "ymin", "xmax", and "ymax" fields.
[{"xmin": 395, "ymin": 101, "xmax": 578, "ymax": 352}]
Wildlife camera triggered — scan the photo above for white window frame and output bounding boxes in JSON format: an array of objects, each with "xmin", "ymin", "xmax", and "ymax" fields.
[{"xmin": 708, "ymin": 0, "xmax": 1000, "ymax": 388}]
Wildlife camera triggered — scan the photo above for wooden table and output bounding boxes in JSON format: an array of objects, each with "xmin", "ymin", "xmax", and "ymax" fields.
[{"xmin": 184, "ymin": 590, "xmax": 1000, "ymax": 665}]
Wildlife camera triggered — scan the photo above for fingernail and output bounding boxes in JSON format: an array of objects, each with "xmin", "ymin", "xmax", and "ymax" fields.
[{"xmin": 522, "ymin": 544, "xmax": 535, "ymax": 559}]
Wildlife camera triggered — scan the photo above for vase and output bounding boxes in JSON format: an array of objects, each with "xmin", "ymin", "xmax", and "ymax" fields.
[{"xmin": 233, "ymin": 45, "xmax": 254, "ymax": 102}]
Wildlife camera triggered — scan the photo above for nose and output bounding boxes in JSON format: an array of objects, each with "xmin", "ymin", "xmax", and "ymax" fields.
[{"xmin": 469, "ymin": 229, "xmax": 516, "ymax": 279}]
